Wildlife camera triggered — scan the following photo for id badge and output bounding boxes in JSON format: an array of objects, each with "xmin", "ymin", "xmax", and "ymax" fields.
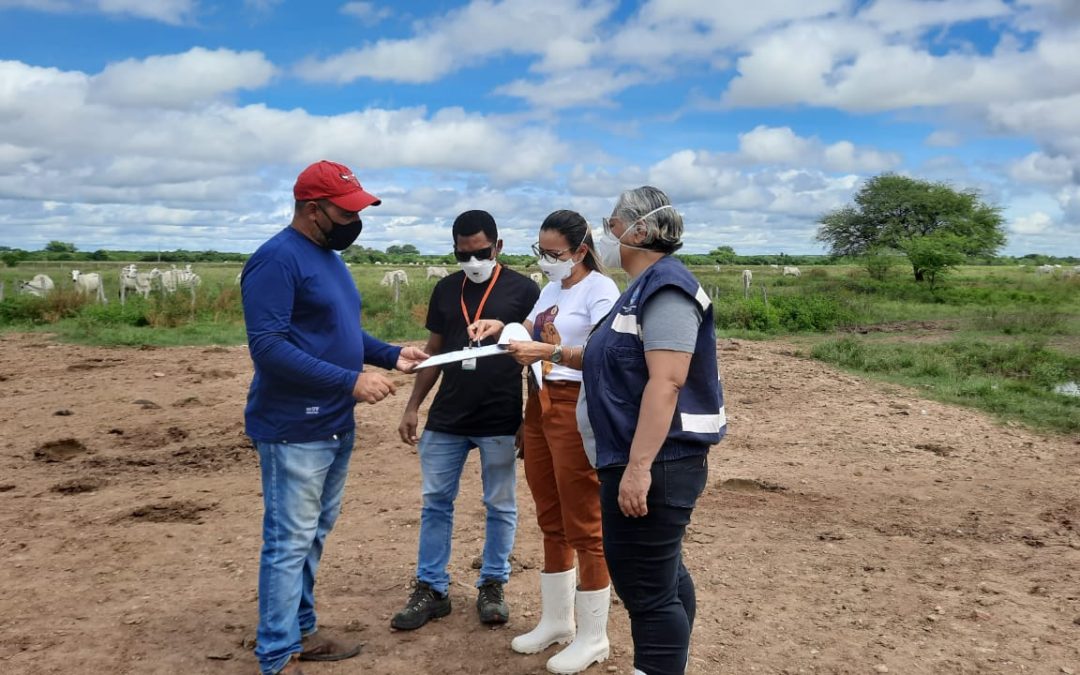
[{"xmin": 461, "ymin": 346, "xmax": 477, "ymax": 371}]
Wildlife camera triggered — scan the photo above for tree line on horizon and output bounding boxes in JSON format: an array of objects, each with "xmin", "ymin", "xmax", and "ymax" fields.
[{"xmin": 3, "ymin": 174, "xmax": 1077, "ymax": 274}]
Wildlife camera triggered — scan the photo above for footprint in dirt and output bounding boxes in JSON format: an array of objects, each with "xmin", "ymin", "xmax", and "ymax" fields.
[
  {"xmin": 33, "ymin": 438, "xmax": 90, "ymax": 462},
  {"xmin": 718, "ymin": 478, "xmax": 787, "ymax": 493},
  {"xmin": 67, "ymin": 358, "xmax": 124, "ymax": 371},
  {"xmin": 51, "ymin": 478, "xmax": 106, "ymax": 495},
  {"xmin": 126, "ymin": 500, "xmax": 215, "ymax": 524}
]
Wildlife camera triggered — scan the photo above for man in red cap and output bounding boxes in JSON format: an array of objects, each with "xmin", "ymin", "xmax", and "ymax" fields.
[{"xmin": 241, "ymin": 160, "xmax": 428, "ymax": 675}]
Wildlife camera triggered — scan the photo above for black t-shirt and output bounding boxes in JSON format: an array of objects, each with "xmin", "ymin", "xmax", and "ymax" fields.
[{"xmin": 424, "ymin": 265, "xmax": 540, "ymax": 436}]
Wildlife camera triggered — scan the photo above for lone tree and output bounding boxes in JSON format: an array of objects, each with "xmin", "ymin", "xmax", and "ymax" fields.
[
  {"xmin": 817, "ymin": 174, "xmax": 1005, "ymax": 281},
  {"xmin": 44, "ymin": 240, "xmax": 77, "ymax": 254}
]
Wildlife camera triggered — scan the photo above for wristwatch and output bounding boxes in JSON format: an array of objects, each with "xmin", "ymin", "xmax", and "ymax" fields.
[{"xmin": 550, "ymin": 343, "xmax": 564, "ymax": 364}]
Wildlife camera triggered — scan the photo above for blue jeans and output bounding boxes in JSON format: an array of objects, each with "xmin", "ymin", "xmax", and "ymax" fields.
[
  {"xmin": 415, "ymin": 430, "xmax": 518, "ymax": 594},
  {"xmin": 253, "ymin": 431, "xmax": 354, "ymax": 675},
  {"xmin": 598, "ymin": 454, "xmax": 708, "ymax": 675}
]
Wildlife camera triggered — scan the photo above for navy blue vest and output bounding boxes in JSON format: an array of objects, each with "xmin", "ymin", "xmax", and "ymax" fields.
[{"xmin": 582, "ymin": 255, "xmax": 726, "ymax": 468}]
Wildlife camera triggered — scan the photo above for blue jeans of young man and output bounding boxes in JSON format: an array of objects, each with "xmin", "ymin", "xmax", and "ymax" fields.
[
  {"xmin": 415, "ymin": 430, "xmax": 518, "ymax": 594},
  {"xmin": 598, "ymin": 454, "xmax": 709, "ymax": 675},
  {"xmin": 253, "ymin": 431, "xmax": 355, "ymax": 675}
]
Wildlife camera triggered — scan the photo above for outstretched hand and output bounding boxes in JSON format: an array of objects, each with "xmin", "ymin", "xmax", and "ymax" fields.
[
  {"xmin": 467, "ymin": 319, "xmax": 505, "ymax": 343},
  {"xmin": 395, "ymin": 345, "xmax": 430, "ymax": 373},
  {"xmin": 506, "ymin": 340, "xmax": 554, "ymax": 367}
]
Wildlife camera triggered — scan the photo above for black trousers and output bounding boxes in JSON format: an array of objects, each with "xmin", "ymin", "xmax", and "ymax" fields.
[{"xmin": 598, "ymin": 454, "xmax": 708, "ymax": 675}]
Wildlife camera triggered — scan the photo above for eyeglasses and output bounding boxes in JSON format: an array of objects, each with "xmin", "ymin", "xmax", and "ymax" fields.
[
  {"xmin": 531, "ymin": 242, "xmax": 573, "ymax": 263},
  {"xmin": 453, "ymin": 245, "xmax": 496, "ymax": 262}
]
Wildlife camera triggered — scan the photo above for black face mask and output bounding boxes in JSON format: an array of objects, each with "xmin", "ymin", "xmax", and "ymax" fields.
[
  {"xmin": 325, "ymin": 218, "xmax": 363, "ymax": 250},
  {"xmin": 317, "ymin": 203, "xmax": 363, "ymax": 250}
]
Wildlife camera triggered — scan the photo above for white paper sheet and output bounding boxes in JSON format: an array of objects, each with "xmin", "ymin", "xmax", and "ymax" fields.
[{"xmin": 413, "ymin": 321, "xmax": 543, "ymax": 387}]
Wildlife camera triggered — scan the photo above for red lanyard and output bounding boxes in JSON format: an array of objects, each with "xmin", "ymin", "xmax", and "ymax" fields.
[{"xmin": 460, "ymin": 264, "xmax": 502, "ymax": 327}]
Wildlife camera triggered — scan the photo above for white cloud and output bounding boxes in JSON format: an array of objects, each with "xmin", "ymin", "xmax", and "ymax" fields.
[
  {"xmin": 495, "ymin": 69, "xmax": 645, "ymax": 109},
  {"xmin": 0, "ymin": 59, "xmax": 569, "ymax": 215},
  {"xmin": 1010, "ymin": 210, "xmax": 1053, "ymax": 234},
  {"xmin": 924, "ymin": 130, "xmax": 961, "ymax": 147},
  {"xmin": 737, "ymin": 125, "xmax": 901, "ymax": 173},
  {"xmin": 724, "ymin": 20, "xmax": 1080, "ymax": 112},
  {"xmin": 340, "ymin": 1, "xmax": 392, "ymax": 25},
  {"xmin": 295, "ymin": 0, "xmax": 615, "ymax": 84},
  {"xmin": 858, "ymin": 0, "xmax": 1011, "ymax": 34},
  {"xmin": 1009, "ymin": 152, "xmax": 1075, "ymax": 186},
  {"xmin": 0, "ymin": 0, "xmax": 197, "ymax": 24},
  {"xmin": 88, "ymin": 48, "xmax": 277, "ymax": 109}
]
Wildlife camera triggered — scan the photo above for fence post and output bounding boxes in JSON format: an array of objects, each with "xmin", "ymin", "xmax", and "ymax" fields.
[
  {"xmin": 761, "ymin": 286, "xmax": 768, "ymax": 307},
  {"xmin": 393, "ymin": 276, "xmax": 401, "ymax": 305}
]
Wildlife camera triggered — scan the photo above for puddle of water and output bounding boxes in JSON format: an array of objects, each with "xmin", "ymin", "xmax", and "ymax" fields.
[{"xmin": 1053, "ymin": 381, "xmax": 1080, "ymax": 397}]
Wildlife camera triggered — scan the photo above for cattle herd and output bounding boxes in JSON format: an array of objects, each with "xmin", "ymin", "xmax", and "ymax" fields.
[
  {"xmin": 5, "ymin": 262, "xmax": 1078, "ymax": 304},
  {"xmin": 12, "ymin": 264, "xmax": 203, "ymax": 304}
]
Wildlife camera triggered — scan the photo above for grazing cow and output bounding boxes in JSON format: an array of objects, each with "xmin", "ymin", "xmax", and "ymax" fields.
[
  {"xmin": 769, "ymin": 264, "xmax": 780, "ymax": 269},
  {"xmin": 426, "ymin": 266, "xmax": 450, "ymax": 280},
  {"xmin": 1036, "ymin": 264, "xmax": 1055, "ymax": 275},
  {"xmin": 18, "ymin": 273, "xmax": 54, "ymax": 297},
  {"xmin": 379, "ymin": 269, "xmax": 409, "ymax": 286},
  {"xmin": 178, "ymin": 265, "xmax": 201, "ymax": 288},
  {"xmin": 741, "ymin": 269, "xmax": 752, "ymax": 297},
  {"xmin": 119, "ymin": 265, "xmax": 152, "ymax": 302},
  {"xmin": 782, "ymin": 266, "xmax": 801, "ymax": 277},
  {"xmin": 529, "ymin": 272, "xmax": 543, "ymax": 285},
  {"xmin": 71, "ymin": 270, "xmax": 107, "ymax": 303}
]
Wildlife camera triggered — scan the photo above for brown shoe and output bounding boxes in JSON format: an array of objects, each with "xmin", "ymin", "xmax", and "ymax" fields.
[
  {"xmin": 299, "ymin": 630, "xmax": 363, "ymax": 662},
  {"xmin": 274, "ymin": 654, "xmax": 304, "ymax": 674}
]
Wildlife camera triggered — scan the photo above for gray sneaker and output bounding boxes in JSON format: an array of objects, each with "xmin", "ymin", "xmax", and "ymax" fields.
[
  {"xmin": 391, "ymin": 581, "xmax": 452, "ymax": 631},
  {"xmin": 476, "ymin": 580, "xmax": 509, "ymax": 624}
]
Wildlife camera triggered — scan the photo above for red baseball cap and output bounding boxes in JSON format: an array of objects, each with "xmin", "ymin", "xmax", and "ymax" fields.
[{"xmin": 294, "ymin": 160, "xmax": 381, "ymax": 212}]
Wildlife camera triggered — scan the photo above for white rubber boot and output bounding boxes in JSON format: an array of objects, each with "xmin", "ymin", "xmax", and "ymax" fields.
[
  {"xmin": 546, "ymin": 586, "xmax": 610, "ymax": 674},
  {"xmin": 511, "ymin": 569, "xmax": 576, "ymax": 654}
]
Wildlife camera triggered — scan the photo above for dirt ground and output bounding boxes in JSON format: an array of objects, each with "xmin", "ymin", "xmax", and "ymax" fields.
[{"xmin": 2, "ymin": 332, "xmax": 1079, "ymax": 675}]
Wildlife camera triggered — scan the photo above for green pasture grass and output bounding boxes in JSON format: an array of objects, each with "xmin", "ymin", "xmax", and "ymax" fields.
[
  {"xmin": 809, "ymin": 336, "xmax": 1080, "ymax": 434},
  {"xmin": 2, "ymin": 262, "xmax": 1077, "ymax": 353}
]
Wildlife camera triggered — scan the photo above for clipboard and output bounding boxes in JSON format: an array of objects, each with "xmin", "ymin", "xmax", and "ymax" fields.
[{"xmin": 414, "ymin": 322, "xmax": 544, "ymax": 386}]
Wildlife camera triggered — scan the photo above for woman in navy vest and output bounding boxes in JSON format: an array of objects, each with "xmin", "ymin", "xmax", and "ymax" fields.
[{"xmin": 474, "ymin": 186, "xmax": 725, "ymax": 675}]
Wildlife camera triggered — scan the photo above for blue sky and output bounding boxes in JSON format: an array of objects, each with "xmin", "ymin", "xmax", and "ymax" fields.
[{"xmin": 1, "ymin": 0, "xmax": 1078, "ymax": 256}]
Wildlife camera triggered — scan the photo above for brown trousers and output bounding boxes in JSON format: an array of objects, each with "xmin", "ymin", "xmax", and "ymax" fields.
[{"xmin": 522, "ymin": 381, "xmax": 609, "ymax": 590}]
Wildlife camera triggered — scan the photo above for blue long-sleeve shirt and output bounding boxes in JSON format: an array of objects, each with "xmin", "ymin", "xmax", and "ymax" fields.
[{"xmin": 241, "ymin": 226, "xmax": 401, "ymax": 442}]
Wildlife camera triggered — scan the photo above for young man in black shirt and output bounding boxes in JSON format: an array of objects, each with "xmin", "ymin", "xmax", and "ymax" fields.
[{"xmin": 393, "ymin": 210, "xmax": 540, "ymax": 631}]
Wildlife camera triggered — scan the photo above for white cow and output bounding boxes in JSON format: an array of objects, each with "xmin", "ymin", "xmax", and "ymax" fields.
[
  {"xmin": 119, "ymin": 265, "xmax": 152, "ymax": 302},
  {"xmin": 71, "ymin": 270, "xmax": 107, "ymax": 303},
  {"xmin": 178, "ymin": 265, "xmax": 201, "ymax": 288},
  {"xmin": 17, "ymin": 272, "xmax": 54, "ymax": 295},
  {"xmin": 1036, "ymin": 264, "xmax": 1055, "ymax": 275},
  {"xmin": 18, "ymin": 273, "xmax": 54, "ymax": 297},
  {"xmin": 235, "ymin": 271, "xmax": 243, "ymax": 285},
  {"xmin": 782, "ymin": 266, "xmax": 801, "ymax": 277},
  {"xmin": 426, "ymin": 266, "xmax": 450, "ymax": 280},
  {"xmin": 380, "ymin": 269, "xmax": 409, "ymax": 286},
  {"xmin": 741, "ymin": 269, "xmax": 752, "ymax": 297},
  {"xmin": 769, "ymin": 264, "xmax": 780, "ymax": 269},
  {"xmin": 529, "ymin": 272, "xmax": 544, "ymax": 285}
]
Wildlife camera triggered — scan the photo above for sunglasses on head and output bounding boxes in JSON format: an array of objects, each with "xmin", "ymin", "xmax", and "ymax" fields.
[{"xmin": 453, "ymin": 245, "xmax": 496, "ymax": 262}]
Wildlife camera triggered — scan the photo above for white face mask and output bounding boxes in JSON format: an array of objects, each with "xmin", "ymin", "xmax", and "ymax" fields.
[
  {"xmin": 459, "ymin": 257, "xmax": 497, "ymax": 283},
  {"xmin": 596, "ymin": 230, "xmax": 624, "ymax": 269},
  {"xmin": 597, "ymin": 204, "xmax": 677, "ymax": 270},
  {"xmin": 537, "ymin": 256, "xmax": 576, "ymax": 282}
]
